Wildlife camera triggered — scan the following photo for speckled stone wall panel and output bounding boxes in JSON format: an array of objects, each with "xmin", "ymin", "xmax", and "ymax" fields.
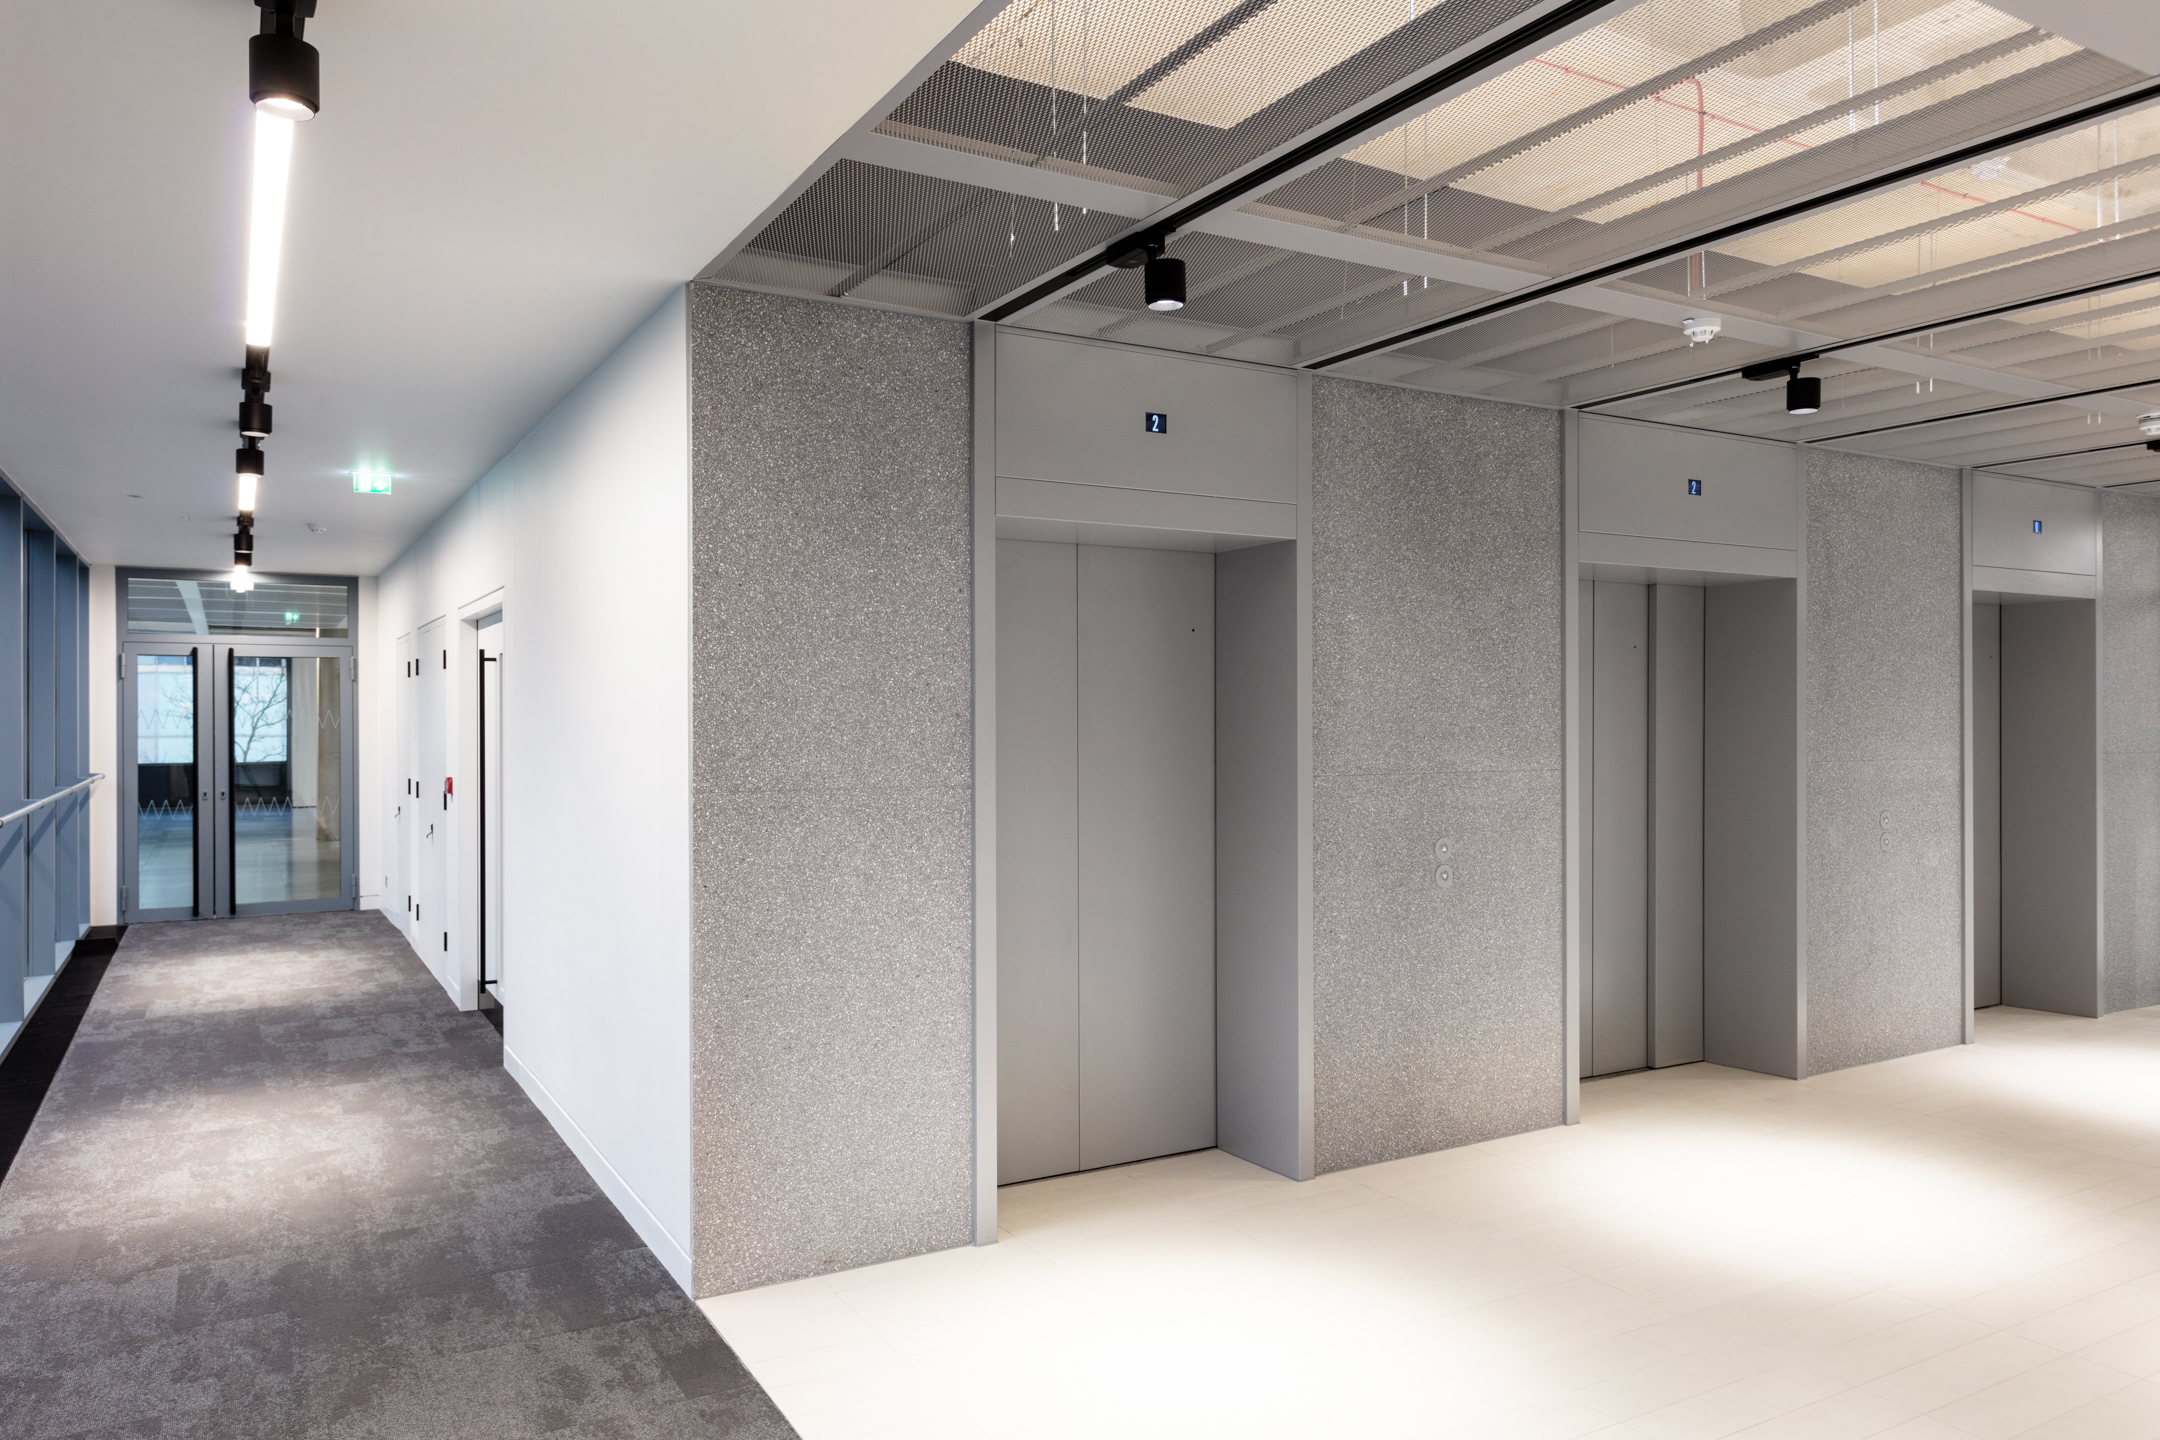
[
  {"xmin": 2103, "ymin": 492, "xmax": 2160, "ymax": 1013},
  {"xmin": 1310, "ymin": 379, "xmax": 1564, "ymax": 1173},
  {"xmin": 686, "ymin": 286, "xmax": 974, "ymax": 1294},
  {"xmin": 1803, "ymin": 451, "xmax": 1964, "ymax": 1073}
]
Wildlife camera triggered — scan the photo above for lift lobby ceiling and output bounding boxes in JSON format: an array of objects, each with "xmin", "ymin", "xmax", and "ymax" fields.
[{"xmin": 718, "ymin": 0, "xmax": 2160, "ymax": 491}]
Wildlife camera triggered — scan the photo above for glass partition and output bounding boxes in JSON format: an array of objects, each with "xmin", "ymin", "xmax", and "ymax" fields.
[
  {"xmin": 126, "ymin": 576, "xmax": 350, "ymax": 638},
  {"xmin": 133, "ymin": 653, "xmax": 196, "ymax": 913},
  {"xmin": 231, "ymin": 655, "xmax": 344, "ymax": 906}
]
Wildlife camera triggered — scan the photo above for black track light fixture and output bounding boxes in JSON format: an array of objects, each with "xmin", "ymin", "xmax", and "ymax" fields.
[
  {"xmin": 250, "ymin": 1, "xmax": 320, "ymax": 122},
  {"xmin": 1741, "ymin": 356, "xmax": 1821, "ymax": 415},
  {"xmin": 1144, "ymin": 252, "xmax": 1186, "ymax": 312},
  {"xmin": 239, "ymin": 346, "xmax": 272, "ymax": 437},
  {"xmin": 1786, "ymin": 369, "xmax": 1822, "ymax": 416},
  {"xmin": 1109, "ymin": 236, "xmax": 1187, "ymax": 313}
]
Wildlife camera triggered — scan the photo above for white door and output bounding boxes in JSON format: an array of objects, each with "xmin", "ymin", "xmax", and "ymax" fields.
[
  {"xmin": 477, "ymin": 614, "xmax": 504, "ymax": 995},
  {"xmin": 417, "ymin": 618, "xmax": 448, "ymax": 980},
  {"xmin": 396, "ymin": 633, "xmax": 414, "ymax": 940}
]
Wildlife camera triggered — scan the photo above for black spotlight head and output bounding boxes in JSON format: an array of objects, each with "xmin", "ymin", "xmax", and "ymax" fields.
[
  {"xmin": 238, "ymin": 395, "xmax": 273, "ymax": 438},
  {"xmin": 250, "ymin": 31, "xmax": 319, "ymax": 121},
  {"xmin": 1144, "ymin": 255, "xmax": 1186, "ymax": 312},
  {"xmin": 236, "ymin": 444, "xmax": 265, "ymax": 477},
  {"xmin": 2148, "ymin": 440, "xmax": 2160, "ymax": 453},
  {"xmin": 1786, "ymin": 374, "xmax": 1822, "ymax": 415}
]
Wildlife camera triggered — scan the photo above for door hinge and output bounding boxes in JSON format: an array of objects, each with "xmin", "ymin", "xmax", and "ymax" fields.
[{"xmin": 117, "ymin": 655, "xmax": 125, "ymax": 680}]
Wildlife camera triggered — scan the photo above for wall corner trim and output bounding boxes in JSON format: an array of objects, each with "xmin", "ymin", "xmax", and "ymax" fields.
[
  {"xmin": 504, "ymin": 1042, "xmax": 693, "ymax": 1295},
  {"xmin": 970, "ymin": 319, "xmax": 1000, "ymax": 1245},
  {"xmin": 1561, "ymin": 409, "xmax": 1583, "ymax": 1125}
]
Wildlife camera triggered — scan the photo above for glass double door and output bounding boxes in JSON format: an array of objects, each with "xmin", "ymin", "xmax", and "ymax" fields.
[{"xmin": 122, "ymin": 642, "xmax": 355, "ymax": 921}]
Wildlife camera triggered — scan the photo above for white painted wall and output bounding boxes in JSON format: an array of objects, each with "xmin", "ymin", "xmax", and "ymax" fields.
[{"xmin": 371, "ymin": 288, "xmax": 694, "ymax": 1288}]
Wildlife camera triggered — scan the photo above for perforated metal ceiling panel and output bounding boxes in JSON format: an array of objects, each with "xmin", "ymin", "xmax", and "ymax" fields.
[{"xmin": 709, "ymin": 0, "xmax": 2160, "ymax": 482}]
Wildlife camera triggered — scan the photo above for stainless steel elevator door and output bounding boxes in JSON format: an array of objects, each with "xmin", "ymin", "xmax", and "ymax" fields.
[
  {"xmin": 1973, "ymin": 603, "xmax": 2001, "ymax": 1009},
  {"xmin": 997, "ymin": 540, "xmax": 1082, "ymax": 1184},
  {"xmin": 996, "ymin": 540, "xmax": 1215, "ymax": 1184},
  {"xmin": 1587, "ymin": 581, "xmax": 1649, "ymax": 1077},
  {"xmin": 1076, "ymin": 545, "xmax": 1216, "ymax": 1173}
]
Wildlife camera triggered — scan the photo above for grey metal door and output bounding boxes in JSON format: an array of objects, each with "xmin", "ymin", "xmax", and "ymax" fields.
[
  {"xmin": 997, "ymin": 541, "xmax": 1216, "ymax": 1184},
  {"xmin": 219, "ymin": 643, "xmax": 356, "ymax": 917},
  {"xmin": 119, "ymin": 641, "xmax": 355, "ymax": 921},
  {"xmin": 119, "ymin": 644, "xmax": 205, "ymax": 921}
]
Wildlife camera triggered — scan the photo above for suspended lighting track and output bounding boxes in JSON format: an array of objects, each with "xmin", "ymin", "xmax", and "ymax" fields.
[
  {"xmin": 1797, "ymin": 369, "xmax": 2160, "ymax": 444},
  {"xmin": 1302, "ymin": 75, "xmax": 2160, "ymax": 371},
  {"xmin": 1974, "ymin": 438, "xmax": 2160, "ymax": 471},
  {"xmin": 978, "ymin": 0, "xmax": 1628, "ymax": 324},
  {"xmin": 1576, "ymin": 257, "xmax": 2160, "ymax": 415},
  {"xmin": 230, "ymin": 0, "xmax": 321, "ymax": 592}
]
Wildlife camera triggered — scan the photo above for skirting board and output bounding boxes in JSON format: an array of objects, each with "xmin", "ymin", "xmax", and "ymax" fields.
[{"xmin": 503, "ymin": 1042, "xmax": 694, "ymax": 1294}]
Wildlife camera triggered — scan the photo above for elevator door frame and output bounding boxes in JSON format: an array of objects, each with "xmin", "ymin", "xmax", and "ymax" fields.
[{"xmin": 120, "ymin": 639, "xmax": 357, "ymax": 920}]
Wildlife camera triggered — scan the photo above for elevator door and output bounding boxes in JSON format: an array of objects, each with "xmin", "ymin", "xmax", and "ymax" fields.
[
  {"xmin": 1585, "ymin": 582, "xmax": 1649, "ymax": 1076},
  {"xmin": 998, "ymin": 540, "xmax": 1215, "ymax": 1184},
  {"xmin": 1581, "ymin": 580, "xmax": 1705, "ymax": 1078},
  {"xmin": 1973, "ymin": 603, "xmax": 2001, "ymax": 1008}
]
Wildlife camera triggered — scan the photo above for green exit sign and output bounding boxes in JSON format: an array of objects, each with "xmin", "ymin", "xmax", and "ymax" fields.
[
  {"xmin": 284, "ymin": 612, "xmax": 301, "ymax": 625},
  {"xmin": 353, "ymin": 469, "xmax": 393, "ymax": 494}
]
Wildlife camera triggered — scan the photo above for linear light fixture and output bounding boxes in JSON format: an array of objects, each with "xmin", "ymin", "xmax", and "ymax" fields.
[
  {"xmin": 244, "ymin": 111, "xmax": 295, "ymax": 350},
  {"xmin": 231, "ymin": 2, "xmax": 322, "ymax": 581}
]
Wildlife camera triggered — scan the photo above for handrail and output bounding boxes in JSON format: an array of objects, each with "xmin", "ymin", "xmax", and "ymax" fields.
[{"xmin": 0, "ymin": 773, "xmax": 103, "ymax": 828}]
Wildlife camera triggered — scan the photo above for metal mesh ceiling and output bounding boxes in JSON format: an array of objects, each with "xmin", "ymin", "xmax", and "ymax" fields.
[
  {"xmin": 714, "ymin": 0, "xmax": 1549, "ymax": 313},
  {"xmin": 706, "ymin": 0, "xmax": 2160, "ymax": 479}
]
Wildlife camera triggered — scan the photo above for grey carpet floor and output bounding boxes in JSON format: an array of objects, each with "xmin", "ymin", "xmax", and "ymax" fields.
[{"xmin": 0, "ymin": 912, "xmax": 797, "ymax": 1440}]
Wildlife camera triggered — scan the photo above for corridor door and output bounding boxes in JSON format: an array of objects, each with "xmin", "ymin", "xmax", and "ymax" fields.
[{"xmin": 120, "ymin": 641, "xmax": 356, "ymax": 920}]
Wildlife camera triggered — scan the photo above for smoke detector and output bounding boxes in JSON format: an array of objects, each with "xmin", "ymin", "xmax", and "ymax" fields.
[
  {"xmin": 2140, "ymin": 413, "xmax": 2160, "ymax": 438},
  {"xmin": 1681, "ymin": 315, "xmax": 1722, "ymax": 345}
]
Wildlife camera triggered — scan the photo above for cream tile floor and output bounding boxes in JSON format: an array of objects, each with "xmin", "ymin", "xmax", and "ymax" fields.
[{"xmin": 700, "ymin": 1007, "xmax": 2160, "ymax": 1440}]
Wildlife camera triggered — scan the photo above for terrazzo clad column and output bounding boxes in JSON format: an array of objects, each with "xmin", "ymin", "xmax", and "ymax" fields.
[
  {"xmin": 1308, "ymin": 380, "xmax": 1565, "ymax": 1173},
  {"xmin": 2102, "ymin": 490, "xmax": 2160, "ymax": 1013},
  {"xmin": 1803, "ymin": 452, "xmax": 1963, "ymax": 1072},
  {"xmin": 686, "ymin": 286, "xmax": 974, "ymax": 1294}
]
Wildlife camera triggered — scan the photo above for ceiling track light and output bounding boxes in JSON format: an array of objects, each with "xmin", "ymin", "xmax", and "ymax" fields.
[
  {"xmin": 250, "ymin": 1, "xmax": 320, "ymax": 122},
  {"xmin": 231, "ymin": 6, "xmax": 321, "ymax": 582},
  {"xmin": 1110, "ymin": 236, "xmax": 1186, "ymax": 313},
  {"xmin": 2139, "ymin": 412, "xmax": 2160, "ymax": 438},
  {"xmin": 1742, "ymin": 356, "xmax": 1821, "ymax": 415}
]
